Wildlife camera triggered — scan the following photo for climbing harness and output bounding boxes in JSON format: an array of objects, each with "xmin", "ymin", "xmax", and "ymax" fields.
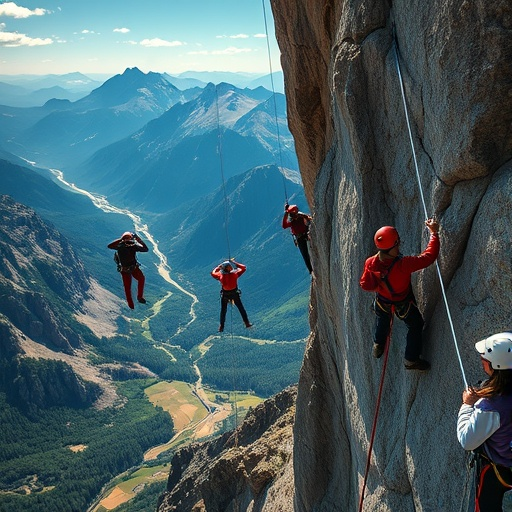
[
  {"xmin": 377, "ymin": 255, "xmax": 401, "ymax": 295},
  {"xmin": 358, "ymin": 307, "xmax": 395, "ymax": 512},
  {"xmin": 475, "ymin": 452, "xmax": 512, "ymax": 489},
  {"xmin": 470, "ymin": 452, "xmax": 512, "ymax": 512},
  {"xmin": 392, "ymin": 35, "xmax": 468, "ymax": 389},
  {"xmin": 374, "ymin": 294, "xmax": 414, "ymax": 320},
  {"xmin": 113, "ymin": 245, "xmax": 141, "ymax": 274}
]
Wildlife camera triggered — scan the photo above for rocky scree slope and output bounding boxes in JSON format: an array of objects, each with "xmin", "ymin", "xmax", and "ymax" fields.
[{"xmin": 158, "ymin": 387, "xmax": 296, "ymax": 512}]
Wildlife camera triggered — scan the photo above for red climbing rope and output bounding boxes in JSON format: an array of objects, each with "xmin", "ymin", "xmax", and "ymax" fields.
[{"xmin": 358, "ymin": 308, "xmax": 394, "ymax": 512}]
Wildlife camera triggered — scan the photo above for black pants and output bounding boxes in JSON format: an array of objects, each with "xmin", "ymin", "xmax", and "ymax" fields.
[
  {"xmin": 297, "ymin": 235, "xmax": 313, "ymax": 273},
  {"xmin": 373, "ymin": 295, "xmax": 424, "ymax": 361},
  {"xmin": 220, "ymin": 289, "xmax": 249, "ymax": 327},
  {"xmin": 476, "ymin": 462, "xmax": 512, "ymax": 512}
]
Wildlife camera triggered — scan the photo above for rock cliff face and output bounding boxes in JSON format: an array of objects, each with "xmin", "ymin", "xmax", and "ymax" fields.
[
  {"xmin": 0, "ymin": 194, "xmax": 89, "ymax": 352},
  {"xmin": 157, "ymin": 387, "xmax": 296, "ymax": 512},
  {"xmin": 0, "ymin": 195, "xmax": 112, "ymax": 412},
  {"xmin": 271, "ymin": 0, "xmax": 512, "ymax": 510}
]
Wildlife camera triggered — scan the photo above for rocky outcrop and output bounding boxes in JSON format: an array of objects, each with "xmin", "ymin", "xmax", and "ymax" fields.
[
  {"xmin": 0, "ymin": 195, "xmax": 113, "ymax": 413},
  {"xmin": 158, "ymin": 387, "xmax": 296, "ymax": 512},
  {"xmin": 0, "ymin": 194, "xmax": 89, "ymax": 352},
  {"xmin": 271, "ymin": 0, "xmax": 512, "ymax": 510}
]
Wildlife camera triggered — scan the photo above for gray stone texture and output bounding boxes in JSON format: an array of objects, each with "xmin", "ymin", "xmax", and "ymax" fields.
[{"xmin": 271, "ymin": 0, "xmax": 512, "ymax": 510}]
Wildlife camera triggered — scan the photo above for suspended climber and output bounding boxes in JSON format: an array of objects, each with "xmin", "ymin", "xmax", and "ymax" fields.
[
  {"xmin": 211, "ymin": 259, "xmax": 252, "ymax": 332},
  {"xmin": 108, "ymin": 231, "xmax": 148, "ymax": 309},
  {"xmin": 457, "ymin": 332, "xmax": 512, "ymax": 512},
  {"xmin": 359, "ymin": 218, "xmax": 440, "ymax": 370},
  {"xmin": 282, "ymin": 203, "xmax": 313, "ymax": 274}
]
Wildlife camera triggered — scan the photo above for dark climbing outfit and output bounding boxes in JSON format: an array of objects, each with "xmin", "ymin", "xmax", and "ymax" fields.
[
  {"xmin": 360, "ymin": 233, "xmax": 439, "ymax": 361},
  {"xmin": 211, "ymin": 262, "xmax": 250, "ymax": 329},
  {"xmin": 220, "ymin": 289, "xmax": 249, "ymax": 328},
  {"xmin": 372, "ymin": 256, "xmax": 424, "ymax": 362},
  {"xmin": 110, "ymin": 239, "xmax": 148, "ymax": 309},
  {"xmin": 470, "ymin": 394, "xmax": 512, "ymax": 512},
  {"xmin": 472, "ymin": 452, "xmax": 512, "ymax": 512},
  {"xmin": 282, "ymin": 213, "xmax": 313, "ymax": 273}
]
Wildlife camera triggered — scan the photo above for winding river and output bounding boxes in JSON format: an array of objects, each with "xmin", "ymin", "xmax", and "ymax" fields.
[
  {"xmin": 44, "ymin": 168, "xmax": 229, "ymax": 511},
  {"xmin": 49, "ymin": 168, "xmax": 199, "ymax": 328}
]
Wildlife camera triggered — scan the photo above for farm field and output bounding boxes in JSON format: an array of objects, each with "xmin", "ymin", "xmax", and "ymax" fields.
[{"xmin": 94, "ymin": 380, "xmax": 264, "ymax": 511}]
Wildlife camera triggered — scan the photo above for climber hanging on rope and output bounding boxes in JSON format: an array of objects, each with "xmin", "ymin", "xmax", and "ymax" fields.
[
  {"xmin": 211, "ymin": 259, "xmax": 252, "ymax": 332},
  {"xmin": 108, "ymin": 231, "xmax": 148, "ymax": 309},
  {"xmin": 282, "ymin": 203, "xmax": 313, "ymax": 274},
  {"xmin": 457, "ymin": 332, "xmax": 512, "ymax": 512},
  {"xmin": 359, "ymin": 218, "xmax": 440, "ymax": 371}
]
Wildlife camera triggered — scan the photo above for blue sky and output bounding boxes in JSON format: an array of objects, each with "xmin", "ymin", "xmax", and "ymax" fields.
[{"xmin": 0, "ymin": 0, "xmax": 281, "ymax": 76}]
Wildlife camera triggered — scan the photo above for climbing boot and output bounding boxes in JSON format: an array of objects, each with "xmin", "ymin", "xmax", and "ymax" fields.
[
  {"xmin": 137, "ymin": 297, "xmax": 147, "ymax": 304},
  {"xmin": 373, "ymin": 343, "xmax": 384, "ymax": 359},
  {"xmin": 404, "ymin": 359, "xmax": 431, "ymax": 371},
  {"xmin": 244, "ymin": 321, "xmax": 253, "ymax": 328},
  {"xmin": 218, "ymin": 325, "xmax": 224, "ymax": 332}
]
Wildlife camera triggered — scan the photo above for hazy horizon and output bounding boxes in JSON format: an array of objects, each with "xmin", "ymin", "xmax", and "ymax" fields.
[{"xmin": 0, "ymin": 0, "xmax": 281, "ymax": 76}]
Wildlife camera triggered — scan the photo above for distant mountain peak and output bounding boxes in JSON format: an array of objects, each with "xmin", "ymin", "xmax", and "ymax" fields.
[{"xmin": 121, "ymin": 66, "xmax": 144, "ymax": 76}]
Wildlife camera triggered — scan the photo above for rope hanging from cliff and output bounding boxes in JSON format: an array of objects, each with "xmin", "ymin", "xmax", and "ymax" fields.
[
  {"xmin": 215, "ymin": 85, "xmax": 232, "ymax": 260},
  {"xmin": 215, "ymin": 84, "xmax": 241, "ymax": 444},
  {"xmin": 392, "ymin": 37, "xmax": 468, "ymax": 390},
  {"xmin": 358, "ymin": 311, "xmax": 394, "ymax": 512},
  {"xmin": 261, "ymin": 0, "xmax": 288, "ymax": 204}
]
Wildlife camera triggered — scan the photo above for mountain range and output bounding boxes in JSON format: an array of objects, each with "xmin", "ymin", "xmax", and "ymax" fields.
[
  {"xmin": 0, "ymin": 70, "xmax": 284, "ymax": 108},
  {"xmin": 0, "ymin": 72, "xmax": 102, "ymax": 107},
  {"xmin": 4, "ymin": 68, "xmax": 202, "ymax": 168},
  {"xmin": 69, "ymin": 81, "xmax": 296, "ymax": 212},
  {"xmin": 0, "ymin": 66, "xmax": 308, "ymax": 511}
]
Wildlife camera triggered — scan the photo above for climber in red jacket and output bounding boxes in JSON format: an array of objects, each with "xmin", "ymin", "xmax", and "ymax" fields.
[
  {"xmin": 108, "ymin": 231, "xmax": 148, "ymax": 309},
  {"xmin": 282, "ymin": 203, "xmax": 313, "ymax": 273},
  {"xmin": 211, "ymin": 259, "xmax": 252, "ymax": 332},
  {"xmin": 359, "ymin": 218, "xmax": 440, "ymax": 370}
]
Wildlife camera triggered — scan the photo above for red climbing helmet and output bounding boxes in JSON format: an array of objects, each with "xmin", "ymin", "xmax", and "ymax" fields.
[
  {"xmin": 121, "ymin": 232, "xmax": 133, "ymax": 240},
  {"xmin": 374, "ymin": 226, "xmax": 400, "ymax": 251},
  {"xmin": 287, "ymin": 205, "xmax": 299, "ymax": 215}
]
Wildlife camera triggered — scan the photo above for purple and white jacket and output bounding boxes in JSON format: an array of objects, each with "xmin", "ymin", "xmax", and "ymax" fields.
[{"xmin": 457, "ymin": 394, "xmax": 512, "ymax": 467}]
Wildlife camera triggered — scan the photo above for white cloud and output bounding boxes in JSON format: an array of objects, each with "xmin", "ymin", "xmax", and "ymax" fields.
[
  {"xmin": 188, "ymin": 46, "xmax": 254, "ymax": 56},
  {"xmin": 0, "ymin": 28, "xmax": 53, "ymax": 47},
  {"xmin": 114, "ymin": 27, "xmax": 130, "ymax": 33},
  {"xmin": 214, "ymin": 46, "xmax": 253, "ymax": 55},
  {"xmin": 0, "ymin": 2, "xmax": 48, "ymax": 18},
  {"xmin": 253, "ymin": 33, "xmax": 267, "ymax": 38},
  {"xmin": 140, "ymin": 38, "xmax": 184, "ymax": 48},
  {"xmin": 120, "ymin": 40, "xmax": 137, "ymax": 45},
  {"xmin": 81, "ymin": 29, "xmax": 96, "ymax": 34},
  {"xmin": 216, "ymin": 34, "xmax": 250, "ymax": 39}
]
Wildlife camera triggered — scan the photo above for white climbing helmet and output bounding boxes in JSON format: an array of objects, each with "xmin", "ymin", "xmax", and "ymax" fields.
[
  {"xmin": 475, "ymin": 332, "xmax": 512, "ymax": 370},
  {"xmin": 220, "ymin": 261, "xmax": 233, "ymax": 273}
]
